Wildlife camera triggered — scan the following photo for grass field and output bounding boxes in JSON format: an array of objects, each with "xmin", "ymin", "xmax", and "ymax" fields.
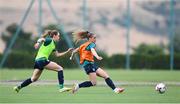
[{"xmin": 0, "ymin": 69, "xmax": 180, "ymax": 103}]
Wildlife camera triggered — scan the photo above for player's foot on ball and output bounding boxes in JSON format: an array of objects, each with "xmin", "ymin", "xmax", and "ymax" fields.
[
  {"xmin": 13, "ymin": 86, "xmax": 21, "ymax": 93},
  {"xmin": 114, "ymin": 87, "xmax": 125, "ymax": 94},
  {"xmin": 59, "ymin": 87, "xmax": 72, "ymax": 93},
  {"xmin": 72, "ymin": 83, "xmax": 79, "ymax": 94}
]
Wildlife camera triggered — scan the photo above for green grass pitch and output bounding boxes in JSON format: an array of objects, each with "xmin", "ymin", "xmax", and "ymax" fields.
[{"xmin": 0, "ymin": 69, "xmax": 180, "ymax": 103}]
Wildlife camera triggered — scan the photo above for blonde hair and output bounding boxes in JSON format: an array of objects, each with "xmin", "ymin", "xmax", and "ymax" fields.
[{"xmin": 72, "ymin": 29, "xmax": 93, "ymax": 43}]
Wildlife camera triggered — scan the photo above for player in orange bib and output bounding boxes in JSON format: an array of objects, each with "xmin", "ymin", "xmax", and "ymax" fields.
[{"xmin": 70, "ymin": 30, "xmax": 125, "ymax": 94}]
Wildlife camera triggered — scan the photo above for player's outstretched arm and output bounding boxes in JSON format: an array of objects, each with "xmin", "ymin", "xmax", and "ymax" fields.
[
  {"xmin": 70, "ymin": 47, "xmax": 79, "ymax": 60},
  {"xmin": 55, "ymin": 48, "xmax": 73, "ymax": 57}
]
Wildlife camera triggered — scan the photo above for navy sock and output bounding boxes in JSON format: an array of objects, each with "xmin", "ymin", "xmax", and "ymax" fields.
[
  {"xmin": 79, "ymin": 81, "xmax": 93, "ymax": 88},
  {"xmin": 58, "ymin": 70, "xmax": 64, "ymax": 88},
  {"xmin": 105, "ymin": 78, "xmax": 116, "ymax": 90},
  {"xmin": 20, "ymin": 78, "xmax": 32, "ymax": 88}
]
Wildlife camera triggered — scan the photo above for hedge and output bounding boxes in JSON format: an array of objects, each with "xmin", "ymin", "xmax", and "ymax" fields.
[{"xmin": 0, "ymin": 52, "xmax": 179, "ymax": 70}]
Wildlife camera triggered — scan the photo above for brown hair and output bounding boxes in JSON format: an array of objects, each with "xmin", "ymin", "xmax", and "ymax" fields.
[
  {"xmin": 72, "ymin": 29, "xmax": 94, "ymax": 43},
  {"xmin": 41, "ymin": 30, "xmax": 51, "ymax": 38},
  {"xmin": 50, "ymin": 30, "xmax": 59, "ymax": 38}
]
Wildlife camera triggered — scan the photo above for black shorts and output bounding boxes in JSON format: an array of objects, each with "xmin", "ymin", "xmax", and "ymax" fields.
[
  {"xmin": 83, "ymin": 63, "xmax": 99, "ymax": 75},
  {"xmin": 34, "ymin": 59, "xmax": 50, "ymax": 70}
]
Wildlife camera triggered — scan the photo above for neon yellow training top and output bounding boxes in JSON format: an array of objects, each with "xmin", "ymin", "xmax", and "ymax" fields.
[{"xmin": 35, "ymin": 38, "xmax": 56, "ymax": 60}]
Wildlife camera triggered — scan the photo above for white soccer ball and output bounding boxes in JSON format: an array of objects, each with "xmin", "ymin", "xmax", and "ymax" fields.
[{"xmin": 155, "ymin": 83, "xmax": 166, "ymax": 94}]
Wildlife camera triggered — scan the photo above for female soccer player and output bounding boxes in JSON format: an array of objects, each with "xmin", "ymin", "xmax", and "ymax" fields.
[
  {"xmin": 13, "ymin": 30, "xmax": 72, "ymax": 93},
  {"xmin": 70, "ymin": 30, "xmax": 125, "ymax": 94}
]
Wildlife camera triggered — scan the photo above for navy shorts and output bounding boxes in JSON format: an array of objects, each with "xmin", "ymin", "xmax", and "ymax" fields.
[
  {"xmin": 34, "ymin": 59, "xmax": 50, "ymax": 70},
  {"xmin": 83, "ymin": 63, "xmax": 99, "ymax": 75}
]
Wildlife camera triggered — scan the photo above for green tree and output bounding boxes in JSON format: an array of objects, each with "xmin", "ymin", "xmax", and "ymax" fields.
[
  {"xmin": 133, "ymin": 43, "xmax": 165, "ymax": 56},
  {"xmin": 1, "ymin": 23, "xmax": 35, "ymax": 53}
]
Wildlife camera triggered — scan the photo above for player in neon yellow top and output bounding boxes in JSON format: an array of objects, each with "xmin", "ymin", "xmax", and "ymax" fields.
[
  {"xmin": 35, "ymin": 35, "xmax": 56, "ymax": 60},
  {"xmin": 13, "ymin": 30, "xmax": 73, "ymax": 93}
]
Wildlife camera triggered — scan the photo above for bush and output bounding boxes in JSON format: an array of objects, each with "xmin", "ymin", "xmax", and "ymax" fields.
[
  {"xmin": 0, "ymin": 52, "xmax": 180, "ymax": 70},
  {"xmin": 108, "ymin": 54, "xmax": 125, "ymax": 68},
  {"xmin": 130, "ymin": 54, "xmax": 169, "ymax": 69},
  {"xmin": 107, "ymin": 54, "xmax": 180, "ymax": 70},
  {"xmin": 174, "ymin": 54, "xmax": 180, "ymax": 69},
  {"xmin": 2, "ymin": 51, "xmax": 34, "ymax": 68}
]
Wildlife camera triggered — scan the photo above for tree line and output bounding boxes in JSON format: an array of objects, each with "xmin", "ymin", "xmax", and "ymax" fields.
[{"xmin": 0, "ymin": 23, "xmax": 180, "ymax": 69}]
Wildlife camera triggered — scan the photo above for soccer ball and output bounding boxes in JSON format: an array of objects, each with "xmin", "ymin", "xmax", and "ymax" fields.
[{"xmin": 155, "ymin": 83, "xmax": 166, "ymax": 94}]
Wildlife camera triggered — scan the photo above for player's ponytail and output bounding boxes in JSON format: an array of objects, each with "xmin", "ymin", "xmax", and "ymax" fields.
[
  {"xmin": 72, "ymin": 29, "xmax": 93, "ymax": 43},
  {"xmin": 41, "ymin": 30, "xmax": 51, "ymax": 38}
]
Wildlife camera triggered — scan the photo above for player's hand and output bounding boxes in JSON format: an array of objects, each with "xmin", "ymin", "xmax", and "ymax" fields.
[
  {"xmin": 97, "ymin": 56, "xmax": 103, "ymax": 60},
  {"xmin": 70, "ymin": 52, "xmax": 74, "ymax": 60},
  {"xmin": 34, "ymin": 43, "xmax": 40, "ymax": 49},
  {"xmin": 70, "ymin": 56, "xmax": 73, "ymax": 60}
]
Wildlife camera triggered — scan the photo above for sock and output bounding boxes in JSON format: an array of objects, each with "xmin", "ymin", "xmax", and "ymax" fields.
[
  {"xmin": 58, "ymin": 70, "xmax": 64, "ymax": 89},
  {"xmin": 105, "ymin": 77, "xmax": 116, "ymax": 90},
  {"xmin": 20, "ymin": 78, "xmax": 32, "ymax": 88},
  {"xmin": 79, "ymin": 81, "xmax": 93, "ymax": 88},
  {"xmin": 59, "ymin": 84, "xmax": 64, "ymax": 89}
]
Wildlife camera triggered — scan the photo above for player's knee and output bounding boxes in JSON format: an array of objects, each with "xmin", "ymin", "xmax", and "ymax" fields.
[
  {"xmin": 104, "ymin": 75, "xmax": 109, "ymax": 79},
  {"xmin": 57, "ymin": 66, "xmax": 63, "ymax": 71}
]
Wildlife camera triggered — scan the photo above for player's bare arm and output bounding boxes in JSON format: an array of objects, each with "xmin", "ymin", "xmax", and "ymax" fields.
[
  {"xmin": 91, "ymin": 48, "xmax": 103, "ymax": 60},
  {"xmin": 34, "ymin": 38, "xmax": 45, "ymax": 49},
  {"xmin": 55, "ymin": 48, "xmax": 73, "ymax": 57}
]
